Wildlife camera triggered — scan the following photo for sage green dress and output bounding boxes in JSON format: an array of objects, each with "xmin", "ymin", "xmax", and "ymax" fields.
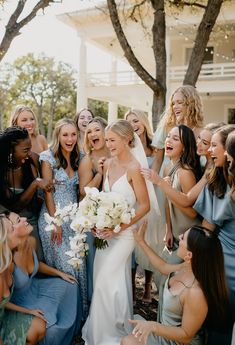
[{"xmin": 0, "ymin": 285, "xmax": 33, "ymax": 345}]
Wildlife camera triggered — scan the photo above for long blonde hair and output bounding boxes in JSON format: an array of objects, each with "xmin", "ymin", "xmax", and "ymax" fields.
[
  {"xmin": 9, "ymin": 105, "xmax": 39, "ymax": 136},
  {"xmin": 125, "ymin": 109, "xmax": 153, "ymax": 149},
  {"xmin": 159, "ymin": 85, "xmax": 204, "ymax": 129},
  {"xmin": 0, "ymin": 216, "xmax": 12, "ymax": 273}
]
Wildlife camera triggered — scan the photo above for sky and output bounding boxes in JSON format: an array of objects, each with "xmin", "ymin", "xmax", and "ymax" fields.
[{"xmin": 1, "ymin": 0, "xmax": 114, "ymax": 72}]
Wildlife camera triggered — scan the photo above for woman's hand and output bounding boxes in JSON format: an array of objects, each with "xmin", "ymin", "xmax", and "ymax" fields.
[
  {"xmin": 141, "ymin": 168, "xmax": 161, "ymax": 185},
  {"xmin": 97, "ymin": 228, "xmax": 116, "ymax": 240},
  {"xmin": 129, "ymin": 319, "xmax": 156, "ymax": 345},
  {"xmin": 133, "ymin": 221, "xmax": 148, "ymax": 244},
  {"xmin": 59, "ymin": 272, "xmax": 78, "ymax": 284},
  {"xmin": 35, "ymin": 178, "xmax": 54, "ymax": 192},
  {"xmin": 97, "ymin": 157, "xmax": 106, "ymax": 175},
  {"xmin": 29, "ymin": 309, "xmax": 47, "ymax": 322},
  {"xmin": 51, "ymin": 225, "xmax": 62, "ymax": 245}
]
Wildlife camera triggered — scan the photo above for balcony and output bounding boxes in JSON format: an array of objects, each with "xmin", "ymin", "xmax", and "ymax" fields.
[{"xmin": 86, "ymin": 62, "xmax": 235, "ymax": 87}]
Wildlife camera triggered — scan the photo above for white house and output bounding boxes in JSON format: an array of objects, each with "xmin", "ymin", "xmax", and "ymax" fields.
[{"xmin": 57, "ymin": 1, "xmax": 235, "ymax": 125}]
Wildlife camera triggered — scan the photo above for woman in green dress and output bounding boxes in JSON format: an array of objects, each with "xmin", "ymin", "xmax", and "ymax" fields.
[{"xmin": 0, "ymin": 213, "xmax": 46, "ymax": 345}]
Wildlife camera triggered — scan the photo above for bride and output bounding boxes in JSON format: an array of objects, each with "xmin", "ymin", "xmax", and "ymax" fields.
[{"xmin": 82, "ymin": 119, "xmax": 150, "ymax": 345}]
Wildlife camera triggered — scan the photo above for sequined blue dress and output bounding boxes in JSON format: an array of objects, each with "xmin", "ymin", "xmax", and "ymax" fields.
[{"xmin": 38, "ymin": 149, "xmax": 88, "ymax": 321}]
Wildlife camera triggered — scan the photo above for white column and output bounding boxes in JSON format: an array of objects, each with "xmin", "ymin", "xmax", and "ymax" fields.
[
  {"xmin": 108, "ymin": 102, "xmax": 118, "ymax": 123},
  {"xmin": 166, "ymin": 34, "xmax": 171, "ymax": 105},
  {"xmin": 108, "ymin": 57, "xmax": 118, "ymax": 123},
  {"xmin": 77, "ymin": 36, "xmax": 88, "ymax": 111}
]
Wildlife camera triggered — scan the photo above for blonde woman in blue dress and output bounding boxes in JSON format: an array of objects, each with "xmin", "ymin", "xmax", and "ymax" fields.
[{"xmin": 82, "ymin": 120, "xmax": 150, "ymax": 345}]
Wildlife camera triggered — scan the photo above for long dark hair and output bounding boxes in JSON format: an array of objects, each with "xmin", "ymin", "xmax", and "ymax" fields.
[
  {"xmin": 187, "ymin": 226, "xmax": 231, "ymax": 330},
  {"xmin": 0, "ymin": 126, "xmax": 37, "ymax": 209},
  {"xmin": 178, "ymin": 124, "xmax": 202, "ymax": 181},
  {"xmin": 207, "ymin": 125, "xmax": 235, "ymax": 198}
]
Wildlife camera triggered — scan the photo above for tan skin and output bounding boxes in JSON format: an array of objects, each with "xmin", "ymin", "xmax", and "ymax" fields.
[
  {"xmin": 41, "ymin": 124, "xmax": 78, "ymax": 245},
  {"xmin": 7, "ymin": 138, "xmax": 52, "ymax": 212},
  {"xmin": 78, "ymin": 122, "xmax": 110, "ymax": 199},
  {"xmin": 121, "ymin": 223, "xmax": 208, "ymax": 345},
  {"xmin": 0, "ymin": 217, "xmax": 46, "ymax": 345},
  {"xmin": 94, "ymin": 129, "xmax": 150, "ymax": 240},
  {"xmin": 15, "ymin": 109, "xmax": 48, "ymax": 154}
]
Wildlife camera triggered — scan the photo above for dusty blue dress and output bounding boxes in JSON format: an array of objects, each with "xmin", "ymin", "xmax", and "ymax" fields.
[
  {"xmin": 194, "ymin": 185, "xmax": 235, "ymax": 318},
  {"xmin": 38, "ymin": 149, "xmax": 88, "ymax": 320},
  {"xmin": 0, "ymin": 284, "xmax": 33, "ymax": 345},
  {"xmin": 10, "ymin": 250, "xmax": 79, "ymax": 345}
]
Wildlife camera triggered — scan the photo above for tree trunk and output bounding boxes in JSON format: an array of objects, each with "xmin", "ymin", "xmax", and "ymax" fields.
[
  {"xmin": 151, "ymin": 0, "xmax": 166, "ymax": 129},
  {"xmin": 183, "ymin": 0, "xmax": 223, "ymax": 85},
  {"xmin": 152, "ymin": 90, "xmax": 165, "ymax": 130}
]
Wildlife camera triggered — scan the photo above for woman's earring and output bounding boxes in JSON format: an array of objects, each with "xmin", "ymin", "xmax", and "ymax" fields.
[{"xmin": 9, "ymin": 153, "xmax": 13, "ymax": 164}]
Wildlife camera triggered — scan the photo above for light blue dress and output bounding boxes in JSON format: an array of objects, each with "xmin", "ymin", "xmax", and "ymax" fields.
[
  {"xmin": 194, "ymin": 185, "xmax": 235, "ymax": 319},
  {"xmin": 38, "ymin": 149, "xmax": 88, "ymax": 320},
  {"xmin": 11, "ymin": 250, "xmax": 79, "ymax": 345}
]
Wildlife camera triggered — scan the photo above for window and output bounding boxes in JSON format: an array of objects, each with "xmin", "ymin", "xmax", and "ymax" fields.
[
  {"xmin": 228, "ymin": 108, "xmax": 235, "ymax": 124},
  {"xmin": 185, "ymin": 46, "xmax": 214, "ymax": 65}
]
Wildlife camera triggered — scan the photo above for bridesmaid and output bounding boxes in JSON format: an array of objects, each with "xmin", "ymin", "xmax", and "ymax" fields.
[
  {"xmin": 125, "ymin": 109, "xmax": 161, "ymax": 303},
  {"xmin": 8, "ymin": 212, "xmax": 79, "ymax": 345},
  {"xmin": 194, "ymin": 125, "xmax": 235, "ymax": 345},
  {"xmin": 38, "ymin": 118, "xmax": 88, "ymax": 323},
  {"xmin": 74, "ymin": 108, "xmax": 94, "ymax": 155},
  {"xmin": 0, "ymin": 126, "xmax": 52, "ymax": 260},
  {"xmin": 78, "ymin": 116, "xmax": 109, "ymax": 301},
  {"xmin": 10, "ymin": 105, "xmax": 48, "ymax": 154},
  {"xmin": 152, "ymin": 85, "xmax": 204, "ymax": 173},
  {"xmin": 121, "ymin": 223, "xmax": 231, "ymax": 345},
  {"xmin": 0, "ymin": 213, "xmax": 46, "ymax": 345}
]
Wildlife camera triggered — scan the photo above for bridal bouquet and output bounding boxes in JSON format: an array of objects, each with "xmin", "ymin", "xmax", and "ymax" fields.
[
  {"xmin": 44, "ymin": 187, "xmax": 136, "ymax": 266},
  {"xmin": 71, "ymin": 187, "xmax": 136, "ymax": 249}
]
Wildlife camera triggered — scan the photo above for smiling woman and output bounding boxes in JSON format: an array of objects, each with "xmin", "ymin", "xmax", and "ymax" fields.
[
  {"xmin": 0, "ymin": 126, "xmax": 52, "ymax": 260},
  {"xmin": 9, "ymin": 105, "xmax": 48, "ymax": 154},
  {"xmin": 38, "ymin": 118, "xmax": 88, "ymax": 330}
]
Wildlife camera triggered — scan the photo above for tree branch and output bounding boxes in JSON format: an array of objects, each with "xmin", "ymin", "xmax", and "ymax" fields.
[
  {"xmin": 183, "ymin": 0, "xmax": 223, "ymax": 85},
  {"xmin": 107, "ymin": 0, "xmax": 162, "ymax": 93},
  {"xmin": 0, "ymin": 0, "xmax": 55, "ymax": 62}
]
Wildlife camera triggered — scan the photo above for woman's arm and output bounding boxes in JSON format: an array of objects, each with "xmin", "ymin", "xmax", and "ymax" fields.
[
  {"xmin": 176, "ymin": 169, "xmax": 198, "ymax": 219},
  {"xmin": 151, "ymin": 148, "xmax": 164, "ymax": 174},
  {"xmin": 130, "ymin": 286, "xmax": 207, "ymax": 344},
  {"xmin": 141, "ymin": 168, "xmax": 207, "ymax": 207},
  {"xmin": 10, "ymin": 178, "xmax": 51, "ymax": 212},
  {"xmin": 41, "ymin": 160, "xmax": 62, "ymax": 244},
  {"xmin": 78, "ymin": 155, "xmax": 102, "ymax": 199},
  {"xmin": 121, "ymin": 163, "xmax": 150, "ymax": 231},
  {"xmin": 38, "ymin": 262, "xmax": 77, "ymax": 284},
  {"xmin": 133, "ymin": 222, "xmax": 182, "ymax": 276},
  {"xmin": 5, "ymin": 302, "xmax": 47, "ymax": 321}
]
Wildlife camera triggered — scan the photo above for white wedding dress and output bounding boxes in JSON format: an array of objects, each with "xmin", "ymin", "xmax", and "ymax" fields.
[{"xmin": 82, "ymin": 170, "xmax": 136, "ymax": 345}]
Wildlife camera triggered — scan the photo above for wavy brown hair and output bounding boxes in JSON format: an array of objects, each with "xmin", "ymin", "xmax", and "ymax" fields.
[
  {"xmin": 225, "ymin": 131, "xmax": 235, "ymax": 196},
  {"xmin": 50, "ymin": 118, "xmax": 79, "ymax": 171}
]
